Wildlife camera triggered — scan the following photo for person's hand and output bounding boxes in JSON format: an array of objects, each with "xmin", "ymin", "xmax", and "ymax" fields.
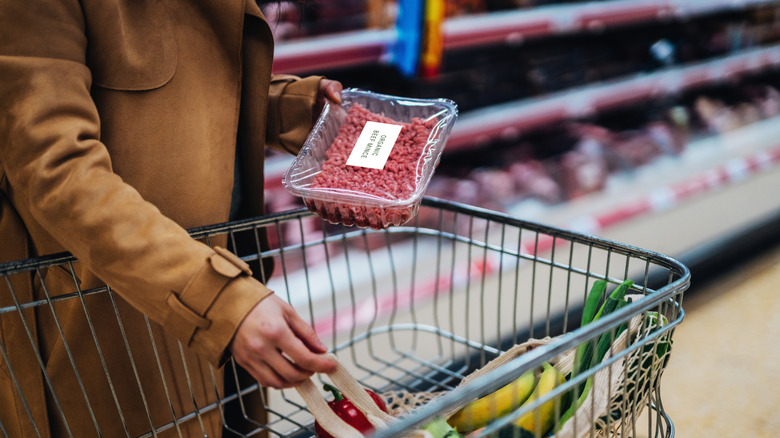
[
  {"xmin": 314, "ymin": 79, "xmax": 343, "ymax": 121},
  {"xmin": 230, "ymin": 294, "xmax": 336, "ymax": 389}
]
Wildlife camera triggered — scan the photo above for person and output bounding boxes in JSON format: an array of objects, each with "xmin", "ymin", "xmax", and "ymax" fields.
[{"xmin": 0, "ymin": 0, "xmax": 342, "ymax": 436}]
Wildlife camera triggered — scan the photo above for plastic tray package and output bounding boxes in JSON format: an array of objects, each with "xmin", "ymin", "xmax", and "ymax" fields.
[{"xmin": 283, "ymin": 89, "xmax": 458, "ymax": 229}]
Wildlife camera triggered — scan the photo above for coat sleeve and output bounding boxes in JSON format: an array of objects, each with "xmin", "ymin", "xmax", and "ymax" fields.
[
  {"xmin": 265, "ymin": 73, "xmax": 324, "ymax": 154},
  {"xmin": 0, "ymin": 0, "xmax": 271, "ymax": 366}
]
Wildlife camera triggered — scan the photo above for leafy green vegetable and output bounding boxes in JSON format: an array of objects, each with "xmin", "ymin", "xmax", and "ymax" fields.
[
  {"xmin": 556, "ymin": 280, "xmax": 634, "ymax": 431},
  {"xmin": 422, "ymin": 416, "xmax": 464, "ymax": 438}
]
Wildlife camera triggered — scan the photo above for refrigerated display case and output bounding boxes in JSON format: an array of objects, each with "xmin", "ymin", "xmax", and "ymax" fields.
[{"xmin": 265, "ymin": 0, "xmax": 780, "ymax": 266}]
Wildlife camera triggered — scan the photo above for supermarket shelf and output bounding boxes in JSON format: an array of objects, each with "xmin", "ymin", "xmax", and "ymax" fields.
[
  {"xmin": 268, "ymin": 115, "xmax": 780, "ymax": 338},
  {"xmin": 442, "ymin": 0, "xmax": 780, "ymax": 50},
  {"xmin": 446, "ymin": 44, "xmax": 780, "ymax": 151},
  {"xmin": 271, "ymin": 0, "xmax": 780, "ymax": 74},
  {"xmin": 509, "ymin": 116, "xmax": 780, "ymax": 250},
  {"xmin": 264, "ymin": 44, "xmax": 780, "ymax": 191},
  {"xmin": 272, "ymin": 28, "xmax": 397, "ymax": 74}
]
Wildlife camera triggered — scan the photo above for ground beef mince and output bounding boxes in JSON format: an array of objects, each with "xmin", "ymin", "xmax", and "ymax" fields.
[{"xmin": 306, "ymin": 103, "xmax": 437, "ymax": 229}]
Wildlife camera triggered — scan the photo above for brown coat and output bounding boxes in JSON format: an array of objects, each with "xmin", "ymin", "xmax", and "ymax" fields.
[{"xmin": 0, "ymin": 0, "xmax": 321, "ymax": 436}]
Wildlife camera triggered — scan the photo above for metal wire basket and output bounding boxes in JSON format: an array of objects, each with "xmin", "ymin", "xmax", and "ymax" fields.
[{"xmin": 0, "ymin": 197, "xmax": 689, "ymax": 438}]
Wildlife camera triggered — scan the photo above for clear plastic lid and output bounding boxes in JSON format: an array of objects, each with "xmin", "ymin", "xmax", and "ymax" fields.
[{"xmin": 283, "ymin": 88, "xmax": 458, "ymax": 228}]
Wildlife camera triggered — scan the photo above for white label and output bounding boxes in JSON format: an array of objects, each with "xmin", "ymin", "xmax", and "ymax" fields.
[{"xmin": 345, "ymin": 121, "xmax": 403, "ymax": 170}]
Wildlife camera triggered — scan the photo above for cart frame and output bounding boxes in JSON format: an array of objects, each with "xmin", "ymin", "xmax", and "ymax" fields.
[{"xmin": 0, "ymin": 197, "xmax": 689, "ymax": 438}]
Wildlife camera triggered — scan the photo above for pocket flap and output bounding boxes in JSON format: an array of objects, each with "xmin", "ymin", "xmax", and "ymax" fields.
[{"xmin": 85, "ymin": 0, "xmax": 176, "ymax": 91}]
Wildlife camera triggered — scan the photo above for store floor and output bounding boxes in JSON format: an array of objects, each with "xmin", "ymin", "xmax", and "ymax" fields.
[{"xmin": 659, "ymin": 241, "xmax": 780, "ymax": 437}]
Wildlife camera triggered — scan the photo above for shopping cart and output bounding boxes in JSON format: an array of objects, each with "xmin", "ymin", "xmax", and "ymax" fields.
[{"xmin": 0, "ymin": 197, "xmax": 689, "ymax": 438}]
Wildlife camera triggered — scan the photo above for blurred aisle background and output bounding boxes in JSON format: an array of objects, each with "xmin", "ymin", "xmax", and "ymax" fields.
[{"xmin": 263, "ymin": 2, "xmax": 780, "ymax": 436}]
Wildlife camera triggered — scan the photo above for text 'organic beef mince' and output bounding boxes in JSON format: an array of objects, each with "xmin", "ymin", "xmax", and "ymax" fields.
[{"xmin": 306, "ymin": 104, "xmax": 436, "ymax": 228}]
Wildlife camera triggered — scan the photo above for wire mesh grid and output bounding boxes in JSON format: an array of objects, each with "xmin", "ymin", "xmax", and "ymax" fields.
[{"xmin": 0, "ymin": 197, "xmax": 689, "ymax": 438}]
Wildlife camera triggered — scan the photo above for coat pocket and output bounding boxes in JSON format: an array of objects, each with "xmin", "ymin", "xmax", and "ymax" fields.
[{"xmin": 84, "ymin": 0, "xmax": 177, "ymax": 91}]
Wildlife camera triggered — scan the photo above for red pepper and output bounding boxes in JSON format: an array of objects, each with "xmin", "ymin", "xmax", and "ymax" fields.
[{"xmin": 314, "ymin": 383, "xmax": 388, "ymax": 438}]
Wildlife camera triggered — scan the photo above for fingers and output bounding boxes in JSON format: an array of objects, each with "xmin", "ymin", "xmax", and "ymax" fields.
[
  {"xmin": 260, "ymin": 351, "xmax": 313, "ymax": 388},
  {"xmin": 279, "ymin": 314, "xmax": 337, "ymax": 374},
  {"xmin": 232, "ymin": 332, "xmax": 314, "ymax": 389},
  {"xmin": 234, "ymin": 354, "xmax": 293, "ymax": 390},
  {"xmin": 327, "ymin": 82, "xmax": 342, "ymax": 104},
  {"xmin": 286, "ymin": 305, "xmax": 328, "ymax": 353},
  {"xmin": 320, "ymin": 79, "xmax": 343, "ymax": 104},
  {"xmin": 313, "ymin": 80, "xmax": 343, "ymax": 123},
  {"xmin": 237, "ymin": 355, "xmax": 312, "ymax": 389},
  {"xmin": 230, "ymin": 295, "xmax": 335, "ymax": 389}
]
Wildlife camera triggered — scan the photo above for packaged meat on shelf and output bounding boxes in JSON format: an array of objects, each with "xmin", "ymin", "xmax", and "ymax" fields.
[
  {"xmin": 426, "ymin": 72, "xmax": 780, "ymax": 213},
  {"xmin": 263, "ymin": 0, "xmax": 780, "ymax": 283},
  {"xmin": 261, "ymin": 0, "xmax": 399, "ymax": 41},
  {"xmin": 263, "ymin": 100, "xmax": 780, "ymax": 324},
  {"xmin": 271, "ymin": 0, "xmax": 780, "ymax": 75},
  {"xmin": 260, "ymin": 0, "xmax": 657, "ymax": 44},
  {"xmin": 416, "ymin": 6, "xmax": 780, "ymax": 113}
]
